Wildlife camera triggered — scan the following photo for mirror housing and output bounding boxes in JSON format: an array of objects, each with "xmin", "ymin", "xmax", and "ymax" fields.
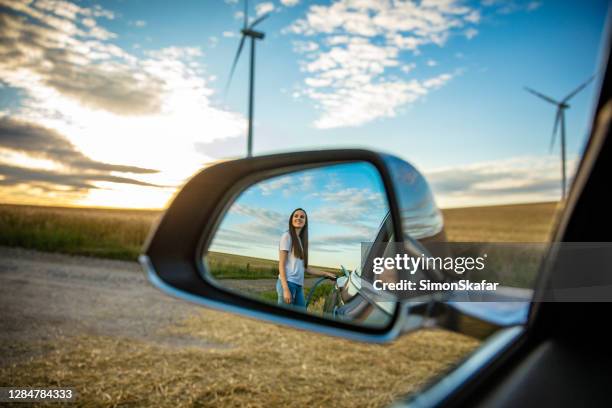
[{"xmin": 139, "ymin": 149, "xmax": 443, "ymax": 342}]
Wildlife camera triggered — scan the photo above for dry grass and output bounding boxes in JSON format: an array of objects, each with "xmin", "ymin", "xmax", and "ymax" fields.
[
  {"xmin": 443, "ymin": 201, "xmax": 560, "ymax": 242},
  {"xmin": 0, "ymin": 309, "xmax": 479, "ymax": 407}
]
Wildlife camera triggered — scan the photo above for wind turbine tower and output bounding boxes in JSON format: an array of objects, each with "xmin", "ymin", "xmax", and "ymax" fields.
[
  {"xmin": 226, "ymin": 0, "xmax": 270, "ymax": 158},
  {"xmin": 524, "ymin": 74, "xmax": 596, "ymax": 199}
]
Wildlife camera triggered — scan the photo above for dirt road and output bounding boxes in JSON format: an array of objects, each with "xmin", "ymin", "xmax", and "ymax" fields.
[
  {"xmin": 0, "ymin": 246, "xmax": 328, "ymax": 367},
  {"xmin": 0, "ymin": 246, "xmax": 224, "ymax": 366}
]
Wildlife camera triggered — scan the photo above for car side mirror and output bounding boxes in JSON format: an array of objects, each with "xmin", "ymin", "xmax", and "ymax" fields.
[{"xmin": 139, "ymin": 150, "xmax": 445, "ymax": 342}]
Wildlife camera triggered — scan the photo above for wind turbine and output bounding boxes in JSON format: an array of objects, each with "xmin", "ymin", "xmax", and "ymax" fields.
[
  {"xmin": 524, "ymin": 74, "xmax": 596, "ymax": 199},
  {"xmin": 226, "ymin": 0, "xmax": 270, "ymax": 158}
]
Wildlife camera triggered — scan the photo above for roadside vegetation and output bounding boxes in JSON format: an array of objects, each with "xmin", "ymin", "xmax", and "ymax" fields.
[
  {"xmin": 206, "ymin": 251, "xmax": 339, "ymax": 280},
  {"xmin": 0, "ymin": 201, "xmax": 559, "ymax": 261},
  {"xmin": 0, "ymin": 204, "xmax": 158, "ymax": 260}
]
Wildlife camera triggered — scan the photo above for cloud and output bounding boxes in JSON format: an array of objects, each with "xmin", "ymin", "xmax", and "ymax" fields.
[
  {"xmin": 308, "ymin": 78, "xmax": 433, "ymax": 129},
  {"xmin": 401, "ymin": 62, "xmax": 417, "ymax": 73},
  {"xmin": 144, "ymin": 46, "xmax": 203, "ymax": 60},
  {"xmin": 0, "ymin": 117, "xmax": 158, "ymax": 174},
  {"xmin": 256, "ymin": 173, "xmax": 315, "ymax": 197},
  {"xmin": 231, "ymin": 204, "xmax": 287, "ymax": 236},
  {"xmin": 426, "ymin": 155, "xmax": 578, "ymax": 207},
  {"xmin": 464, "ymin": 27, "xmax": 478, "ymax": 39},
  {"xmin": 288, "ymin": 0, "xmax": 476, "ymax": 41},
  {"xmin": 0, "ymin": 162, "xmax": 160, "ymax": 189},
  {"xmin": 526, "ymin": 2, "xmax": 542, "ymax": 12},
  {"xmin": 281, "ymin": 0, "xmax": 300, "ymax": 6},
  {"xmin": 292, "ymin": 40, "xmax": 319, "ymax": 53},
  {"xmin": 195, "ymin": 135, "xmax": 246, "ymax": 159},
  {"xmin": 0, "ymin": 6, "xmax": 163, "ymax": 116},
  {"xmin": 311, "ymin": 231, "xmax": 375, "ymax": 248},
  {"xmin": 483, "ymin": 0, "xmax": 542, "ymax": 14},
  {"xmin": 309, "ymin": 185, "xmax": 388, "ymax": 245},
  {"xmin": 465, "ymin": 10, "xmax": 481, "ymax": 23},
  {"xmin": 285, "ymin": 0, "xmax": 477, "ymax": 128},
  {"xmin": 423, "ymin": 73, "xmax": 453, "ymax": 89},
  {"xmin": 311, "ymin": 187, "xmax": 386, "ymax": 219},
  {"xmin": 208, "ymin": 36, "xmax": 219, "ymax": 48},
  {"xmin": 0, "ymin": 116, "xmax": 164, "ymax": 200},
  {"xmin": 130, "ymin": 20, "xmax": 146, "ymax": 28},
  {"xmin": 256, "ymin": 2, "xmax": 275, "ymax": 16},
  {"xmin": 211, "ymin": 203, "xmax": 287, "ymax": 253}
]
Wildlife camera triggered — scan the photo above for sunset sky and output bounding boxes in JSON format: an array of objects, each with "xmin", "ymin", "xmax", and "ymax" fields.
[{"xmin": 0, "ymin": 0, "xmax": 608, "ymax": 209}]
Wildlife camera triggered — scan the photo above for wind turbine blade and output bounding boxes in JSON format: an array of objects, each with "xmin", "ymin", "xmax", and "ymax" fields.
[
  {"xmin": 249, "ymin": 12, "xmax": 270, "ymax": 29},
  {"xmin": 549, "ymin": 109, "xmax": 562, "ymax": 152},
  {"xmin": 562, "ymin": 73, "xmax": 597, "ymax": 103},
  {"xmin": 243, "ymin": 0, "xmax": 248, "ymax": 28},
  {"xmin": 524, "ymin": 86, "xmax": 559, "ymax": 105},
  {"xmin": 225, "ymin": 35, "xmax": 246, "ymax": 93}
]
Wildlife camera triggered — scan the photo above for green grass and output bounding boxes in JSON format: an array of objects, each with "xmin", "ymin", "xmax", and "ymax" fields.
[
  {"xmin": 0, "ymin": 204, "xmax": 160, "ymax": 261},
  {"xmin": 206, "ymin": 251, "xmax": 340, "ymax": 279},
  {"xmin": 257, "ymin": 282, "xmax": 335, "ymax": 307},
  {"xmin": 207, "ymin": 255, "xmax": 279, "ymax": 279}
]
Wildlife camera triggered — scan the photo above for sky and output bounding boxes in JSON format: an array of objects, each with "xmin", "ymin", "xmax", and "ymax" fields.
[
  {"xmin": 209, "ymin": 162, "xmax": 389, "ymax": 268},
  {"xmin": 0, "ymin": 0, "xmax": 609, "ymax": 209}
]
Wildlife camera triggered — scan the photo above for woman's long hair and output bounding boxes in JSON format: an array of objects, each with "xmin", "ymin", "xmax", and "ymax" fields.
[{"xmin": 288, "ymin": 208, "xmax": 308, "ymax": 268}]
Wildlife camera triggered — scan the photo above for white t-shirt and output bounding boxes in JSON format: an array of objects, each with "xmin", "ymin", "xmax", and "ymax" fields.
[{"xmin": 279, "ymin": 231, "xmax": 305, "ymax": 286}]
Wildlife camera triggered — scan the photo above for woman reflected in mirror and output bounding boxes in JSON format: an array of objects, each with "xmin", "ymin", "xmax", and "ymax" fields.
[{"xmin": 277, "ymin": 208, "xmax": 337, "ymax": 308}]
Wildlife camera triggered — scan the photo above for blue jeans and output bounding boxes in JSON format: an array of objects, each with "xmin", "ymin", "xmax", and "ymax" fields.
[{"xmin": 276, "ymin": 279, "xmax": 306, "ymax": 308}]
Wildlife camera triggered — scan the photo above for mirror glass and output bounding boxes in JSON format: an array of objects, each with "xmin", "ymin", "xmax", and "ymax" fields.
[{"xmin": 203, "ymin": 161, "xmax": 397, "ymax": 328}]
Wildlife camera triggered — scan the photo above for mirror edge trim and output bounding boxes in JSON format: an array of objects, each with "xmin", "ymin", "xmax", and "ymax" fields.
[{"xmin": 139, "ymin": 254, "xmax": 408, "ymax": 343}]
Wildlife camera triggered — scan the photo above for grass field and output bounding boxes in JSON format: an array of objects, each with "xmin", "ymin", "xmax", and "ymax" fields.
[
  {"xmin": 442, "ymin": 201, "xmax": 560, "ymax": 242},
  {"xmin": 0, "ymin": 201, "xmax": 560, "ymax": 262},
  {"xmin": 207, "ymin": 251, "xmax": 340, "ymax": 280},
  {"xmin": 0, "ymin": 204, "xmax": 159, "ymax": 260},
  {"xmin": 0, "ymin": 201, "xmax": 560, "ymax": 288},
  {"xmin": 0, "ymin": 202, "xmax": 560, "ymax": 406}
]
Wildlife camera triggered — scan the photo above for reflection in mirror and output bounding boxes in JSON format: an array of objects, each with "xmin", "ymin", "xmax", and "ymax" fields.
[{"xmin": 203, "ymin": 161, "xmax": 397, "ymax": 328}]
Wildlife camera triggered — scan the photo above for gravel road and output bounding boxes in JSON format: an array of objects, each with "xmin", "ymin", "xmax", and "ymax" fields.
[
  {"xmin": 0, "ymin": 247, "xmax": 330, "ymax": 368},
  {"xmin": 0, "ymin": 246, "xmax": 224, "ymax": 366}
]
